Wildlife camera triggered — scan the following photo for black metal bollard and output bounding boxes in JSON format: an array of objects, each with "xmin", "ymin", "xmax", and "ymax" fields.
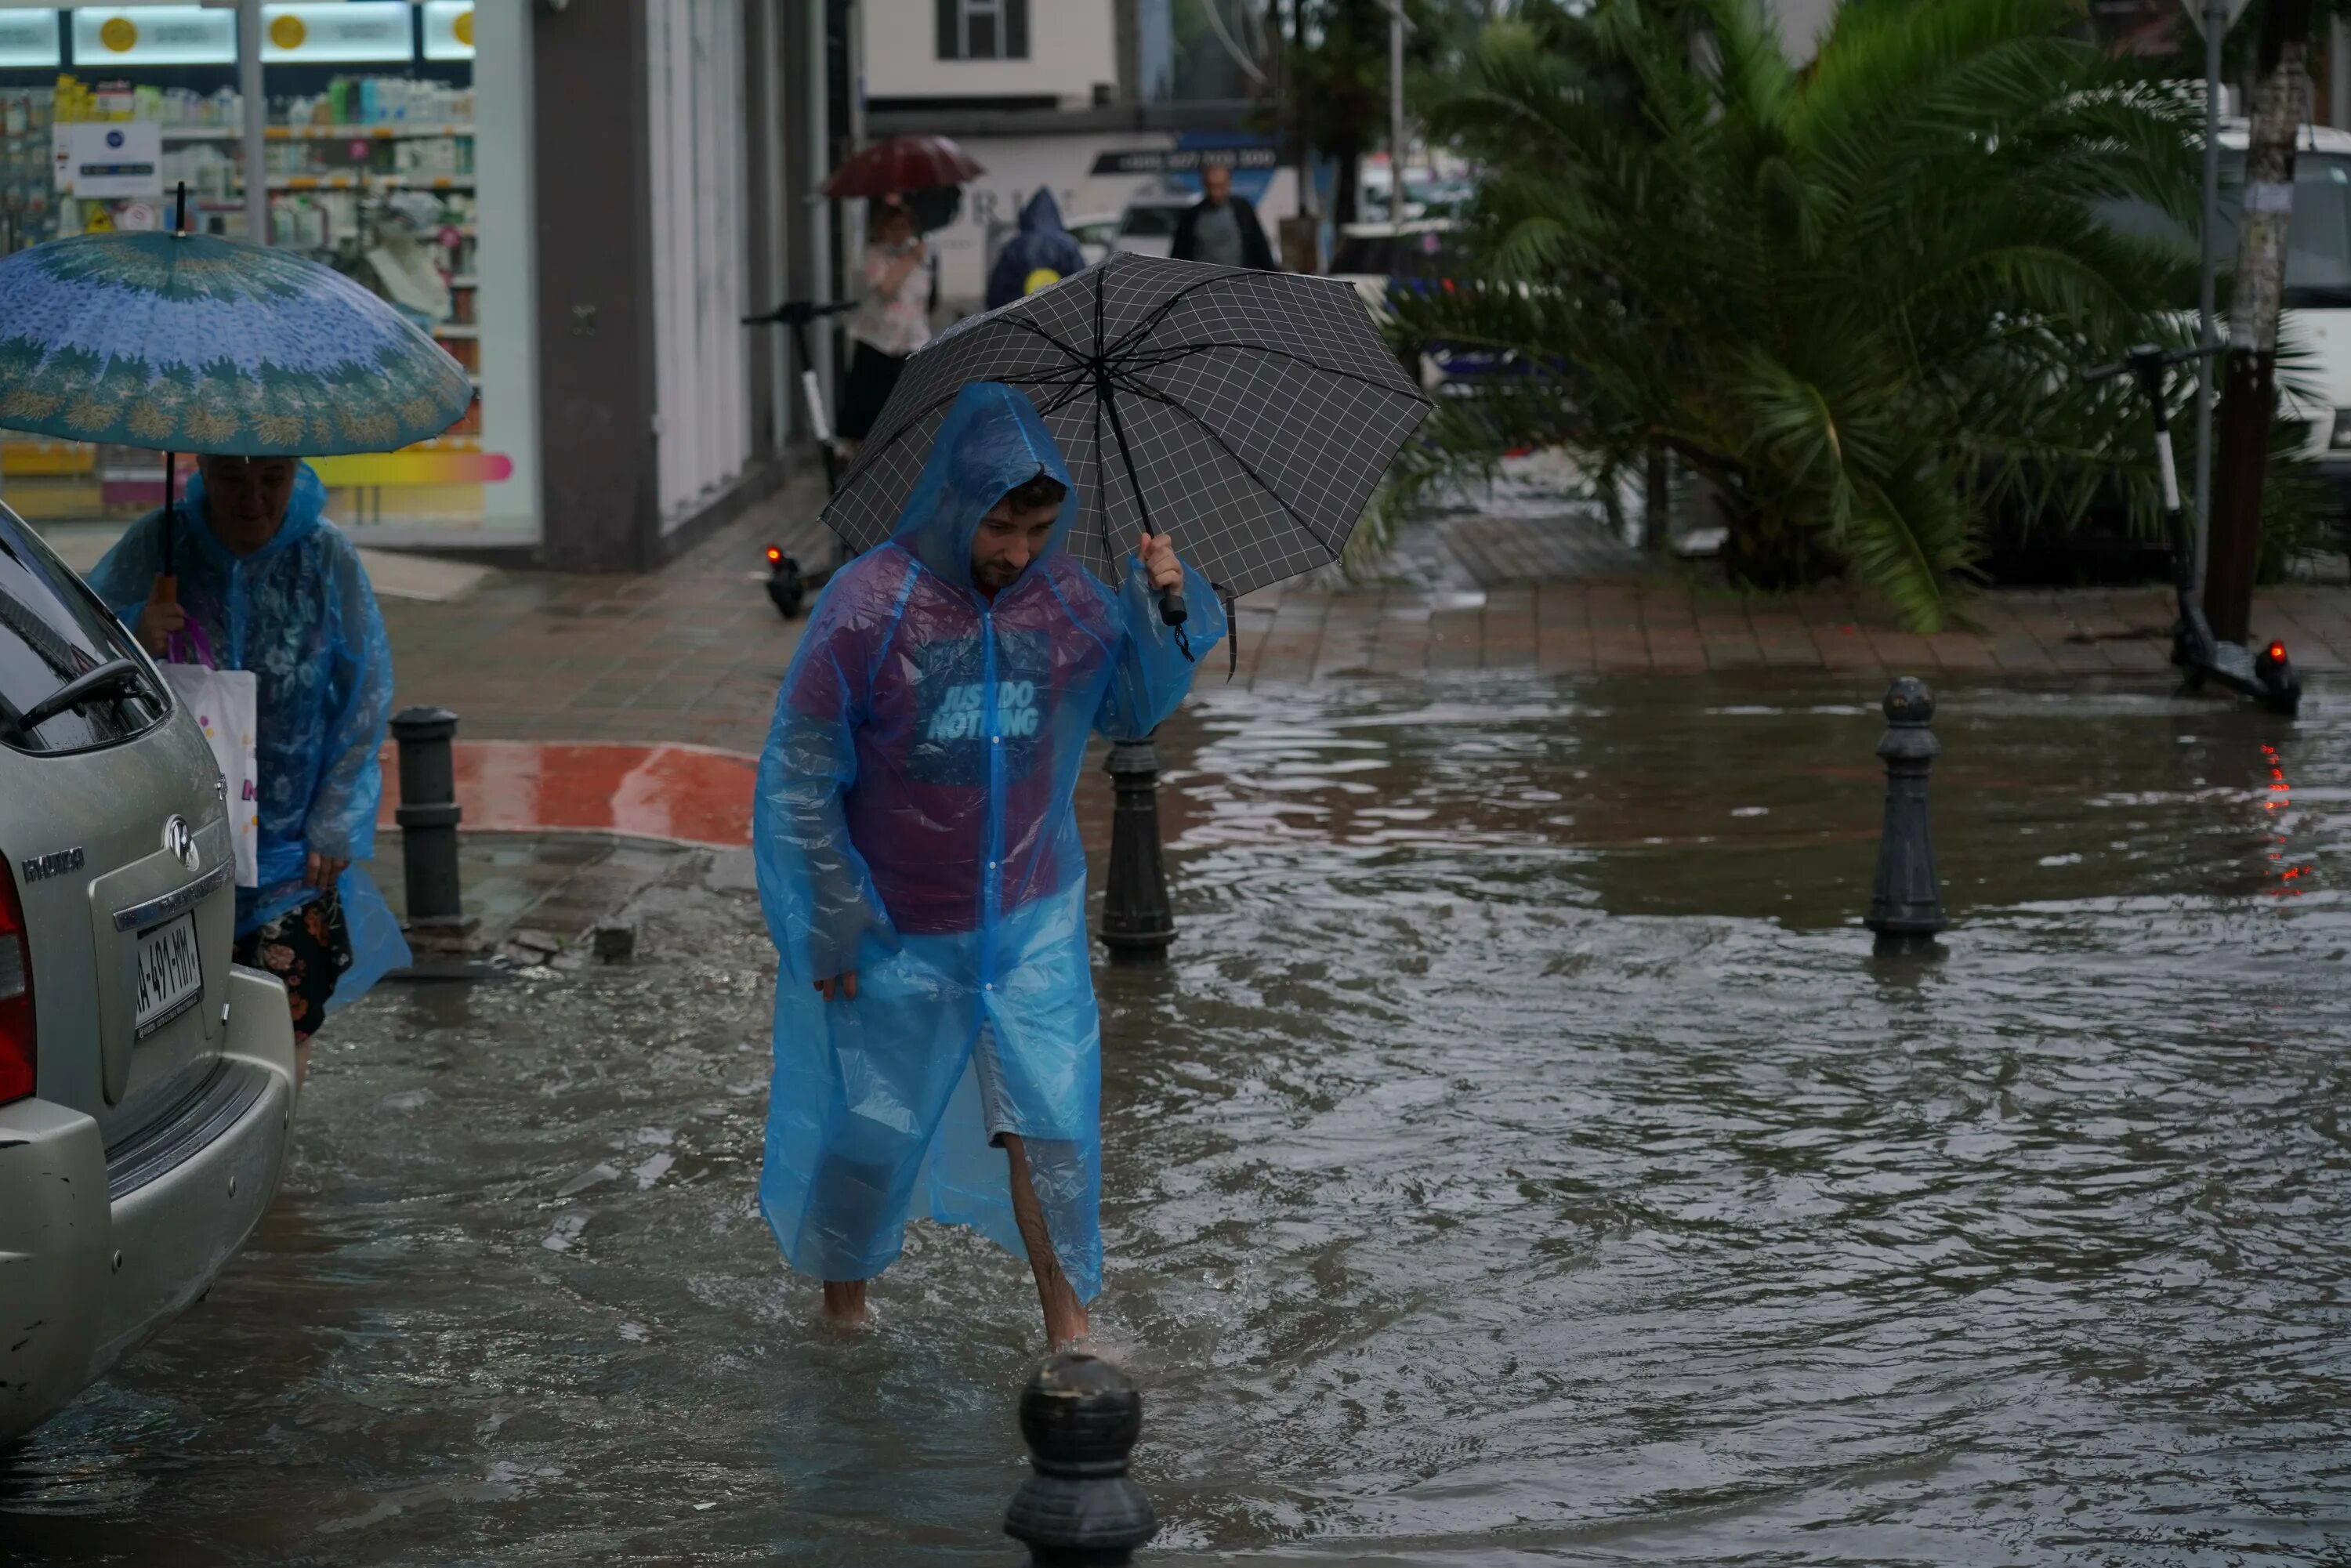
[
  {"xmin": 1099, "ymin": 734, "xmax": 1176, "ymax": 966},
  {"xmin": 1864, "ymin": 678, "xmax": 1946, "ymax": 955},
  {"xmin": 389, "ymin": 705, "xmax": 468, "ymax": 934},
  {"xmin": 1005, "ymin": 1351, "xmax": 1156, "ymax": 1566}
]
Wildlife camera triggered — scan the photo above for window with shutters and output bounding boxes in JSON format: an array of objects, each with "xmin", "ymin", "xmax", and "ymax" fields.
[{"xmin": 935, "ymin": 0, "xmax": 1027, "ymax": 59}]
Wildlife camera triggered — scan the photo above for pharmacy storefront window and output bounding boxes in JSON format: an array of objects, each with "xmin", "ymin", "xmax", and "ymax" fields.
[{"xmin": 0, "ymin": 3, "xmax": 535, "ymax": 543}]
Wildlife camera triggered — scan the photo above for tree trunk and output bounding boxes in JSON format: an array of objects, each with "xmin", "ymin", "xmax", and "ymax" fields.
[
  {"xmin": 2207, "ymin": 0, "xmax": 2313, "ymax": 643},
  {"xmin": 1335, "ymin": 146, "xmax": 1360, "ymax": 223}
]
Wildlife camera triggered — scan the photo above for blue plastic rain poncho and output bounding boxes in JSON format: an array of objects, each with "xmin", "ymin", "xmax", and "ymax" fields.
[
  {"xmin": 755, "ymin": 383, "xmax": 1226, "ymax": 1299},
  {"xmin": 986, "ymin": 190, "xmax": 1090, "ymax": 312},
  {"xmin": 87, "ymin": 462, "xmax": 409, "ymax": 1012}
]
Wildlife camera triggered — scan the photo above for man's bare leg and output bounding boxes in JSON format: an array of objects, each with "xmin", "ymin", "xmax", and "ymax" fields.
[
  {"xmin": 822, "ymin": 1279, "xmax": 868, "ymax": 1328},
  {"xmin": 1003, "ymin": 1134, "xmax": 1089, "ymax": 1349}
]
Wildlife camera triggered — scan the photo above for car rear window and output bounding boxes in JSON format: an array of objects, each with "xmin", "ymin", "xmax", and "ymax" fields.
[{"xmin": 0, "ymin": 503, "xmax": 165, "ymax": 755}]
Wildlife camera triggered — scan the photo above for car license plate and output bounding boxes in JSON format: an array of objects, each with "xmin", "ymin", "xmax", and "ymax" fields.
[{"xmin": 134, "ymin": 912, "xmax": 202, "ymax": 1038}]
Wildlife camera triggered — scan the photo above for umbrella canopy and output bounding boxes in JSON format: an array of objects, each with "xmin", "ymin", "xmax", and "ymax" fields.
[
  {"xmin": 899, "ymin": 183, "xmax": 963, "ymax": 234},
  {"xmin": 820, "ymin": 251, "xmax": 1433, "ymax": 602},
  {"xmin": 823, "ymin": 134, "xmax": 984, "ymax": 200},
  {"xmin": 0, "ymin": 230, "xmax": 472, "ymax": 456}
]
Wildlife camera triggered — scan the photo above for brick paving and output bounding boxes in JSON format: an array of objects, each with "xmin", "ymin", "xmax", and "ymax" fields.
[
  {"xmin": 379, "ymin": 486, "xmax": 2351, "ymax": 752},
  {"xmin": 379, "ymin": 473, "xmax": 836, "ymax": 755}
]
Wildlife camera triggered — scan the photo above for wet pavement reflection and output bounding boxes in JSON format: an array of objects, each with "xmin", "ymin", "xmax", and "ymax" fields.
[{"xmin": 7, "ymin": 672, "xmax": 2348, "ymax": 1564}]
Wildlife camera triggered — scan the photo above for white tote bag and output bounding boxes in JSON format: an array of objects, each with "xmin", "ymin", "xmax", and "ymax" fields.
[{"xmin": 161, "ymin": 623, "xmax": 260, "ymax": 887}]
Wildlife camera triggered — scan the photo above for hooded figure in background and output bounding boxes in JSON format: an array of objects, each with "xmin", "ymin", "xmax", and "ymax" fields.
[
  {"xmin": 754, "ymin": 382, "xmax": 1225, "ymax": 1347},
  {"xmin": 986, "ymin": 189, "xmax": 1089, "ymax": 312},
  {"xmin": 89, "ymin": 458, "xmax": 408, "ymax": 1076}
]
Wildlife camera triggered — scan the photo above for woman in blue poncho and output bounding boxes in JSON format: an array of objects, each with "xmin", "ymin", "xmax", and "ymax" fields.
[
  {"xmin": 755, "ymin": 382, "xmax": 1223, "ymax": 1348},
  {"xmin": 89, "ymin": 455, "xmax": 408, "ymax": 1081}
]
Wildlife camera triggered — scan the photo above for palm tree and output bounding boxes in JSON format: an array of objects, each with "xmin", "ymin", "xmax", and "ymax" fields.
[{"xmin": 1377, "ymin": 0, "xmax": 2206, "ymax": 630}]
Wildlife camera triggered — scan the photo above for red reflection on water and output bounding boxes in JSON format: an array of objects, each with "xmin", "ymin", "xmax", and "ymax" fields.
[
  {"xmin": 2260, "ymin": 742, "xmax": 2306, "ymax": 897},
  {"xmin": 378, "ymin": 741, "xmax": 756, "ymax": 847}
]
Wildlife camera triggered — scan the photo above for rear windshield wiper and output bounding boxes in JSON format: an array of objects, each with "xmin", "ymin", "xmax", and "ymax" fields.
[{"xmin": 17, "ymin": 658, "xmax": 155, "ymax": 733}]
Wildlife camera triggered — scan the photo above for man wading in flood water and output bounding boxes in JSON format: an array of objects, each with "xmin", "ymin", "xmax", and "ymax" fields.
[{"xmin": 753, "ymin": 382, "xmax": 1224, "ymax": 1347}]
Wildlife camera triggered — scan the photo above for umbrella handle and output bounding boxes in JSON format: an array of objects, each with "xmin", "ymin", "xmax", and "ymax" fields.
[
  {"xmin": 154, "ymin": 574, "xmax": 178, "ymax": 607},
  {"xmin": 1158, "ymin": 585, "xmax": 1186, "ymax": 628}
]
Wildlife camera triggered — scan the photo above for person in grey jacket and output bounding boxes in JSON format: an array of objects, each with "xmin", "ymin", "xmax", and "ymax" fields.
[{"xmin": 1169, "ymin": 164, "xmax": 1277, "ymax": 270}]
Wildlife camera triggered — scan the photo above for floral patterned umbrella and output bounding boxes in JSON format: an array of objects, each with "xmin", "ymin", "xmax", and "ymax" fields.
[{"xmin": 0, "ymin": 229, "xmax": 470, "ymax": 457}]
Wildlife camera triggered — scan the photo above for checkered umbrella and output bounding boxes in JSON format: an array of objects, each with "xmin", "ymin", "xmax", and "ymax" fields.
[{"xmin": 820, "ymin": 251, "xmax": 1433, "ymax": 607}]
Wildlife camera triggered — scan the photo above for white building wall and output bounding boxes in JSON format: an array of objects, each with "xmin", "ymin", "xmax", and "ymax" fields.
[
  {"xmin": 1765, "ymin": 0, "xmax": 1838, "ymax": 60},
  {"xmin": 473, "ymin": 0, "xmax": 538, "ymax": 531},
  {"xmin": 647, "ymin": 0, "xmax": 754, "ymax": 527},
  {"xmin": 860, "ymin": 0, "xmax": 1118, "ymax": 107}
]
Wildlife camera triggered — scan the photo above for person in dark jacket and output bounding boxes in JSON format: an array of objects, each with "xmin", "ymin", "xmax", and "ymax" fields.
[
  {"xmin": 987, "ymin": 189, "xmax": 1089, "ymax": 310},
  {"xmin": 1168, "ymin": 164, "xmax": 1277, "ymax": 270}
]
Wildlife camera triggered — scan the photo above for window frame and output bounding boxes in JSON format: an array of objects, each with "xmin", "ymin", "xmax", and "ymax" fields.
[{"xmin": 937, "ymin": 0, "xmax": 1028, "ymax": 60}]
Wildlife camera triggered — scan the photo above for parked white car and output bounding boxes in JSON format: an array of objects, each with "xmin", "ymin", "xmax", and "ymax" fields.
[
  {"xmin": 1107, "ymin": 191, "xmax": 1200, "ymax": 259},
  {"xmin": 0, "ymin": 499, "xmax": 299, "ymax": 1443},
  {"xmin": 1067, "ymin": 212, "xmax": 1120, "ymax": 267}
]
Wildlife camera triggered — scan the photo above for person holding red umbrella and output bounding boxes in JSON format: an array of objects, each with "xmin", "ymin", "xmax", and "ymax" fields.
[{"xmin": 838, "ymin": 198, "xmax": 934, "ymax": 458}]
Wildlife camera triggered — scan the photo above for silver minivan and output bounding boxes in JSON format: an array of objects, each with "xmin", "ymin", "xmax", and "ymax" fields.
[{"xmin": 0, "ymin": 498, "xmax": 298, "ymax": 1443}]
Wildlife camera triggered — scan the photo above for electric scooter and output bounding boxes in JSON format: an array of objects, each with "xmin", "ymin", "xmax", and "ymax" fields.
[
  {"xmin": 2086, "ymin": 342, "xmax": 2302, "ymax": 716},
  {"xmin": 742, "ymin": 297, "xmax": 857, "ymax": 621}
]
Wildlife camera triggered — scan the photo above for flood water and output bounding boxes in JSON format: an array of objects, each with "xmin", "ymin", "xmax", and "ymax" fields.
[{"xmin": 5, "ymin": 671, "xmax": 2348, "ymax": 1565}]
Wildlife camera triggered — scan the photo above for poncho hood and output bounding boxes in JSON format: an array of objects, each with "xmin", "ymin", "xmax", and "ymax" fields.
[
  {"xmin": 889, "ymin": 381, "xmax": 1078, "ymax": 593},
  {"xmin": 1017, "ymin": 188, "xmax": 1070, "ymax": 236},
  {"xmin": 178, "ymin": 461, "xmax": 331, "ymax": 567}
]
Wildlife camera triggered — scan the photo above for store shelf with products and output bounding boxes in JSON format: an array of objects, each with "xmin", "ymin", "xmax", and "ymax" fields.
[
  {"xmin": 252, "ymin": 173, "xmax": 476, "ymax": 191},
  {"xmin": 4, "ymin": 42, "xmax": 515, "ymax": 531},
  {"xmin": 160, "ymin": 124, "xmax": 476, "ymax": 143}
]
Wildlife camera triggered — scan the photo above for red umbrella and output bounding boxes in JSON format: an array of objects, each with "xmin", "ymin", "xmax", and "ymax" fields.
[{"xmin": 823, "ymin": 135, "xmax": 984, "ymax": 199}]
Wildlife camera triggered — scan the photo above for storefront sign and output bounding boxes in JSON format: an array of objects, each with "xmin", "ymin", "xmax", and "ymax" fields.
[
  {"xmin": 0, "ymin": 11, "xmax": 61, "ymax": 70},
  {"xmin": 421, "ymin": 1, "xmax": 474, "ymax": 62},
  {"xmin": 1089, "ymin": 147, "xmax": 1281, "ymax": 176},
  {"xmin": 260, "ymin": 2, "xmax": 415, "ymax": 63},
  {"xmin": 65, "ymin": 121, "xmax": 162, "ymax": 200},
  {"xmin": 71, "ymin": 6, "xmax": 236, "ymax": 66}
]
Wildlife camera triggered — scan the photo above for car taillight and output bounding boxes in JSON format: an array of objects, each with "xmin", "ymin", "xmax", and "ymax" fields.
[{"xmin": 0, "ymin": 864, "xmax": 31, "ymax": 1106}]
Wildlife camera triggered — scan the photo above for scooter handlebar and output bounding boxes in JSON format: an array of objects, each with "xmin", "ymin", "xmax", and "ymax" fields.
[
  {"xmin": 742, "ymin": 299, "xmax": 857, "ymax": 327},
  {"xmin": 2083, "ymin": 342, "xmax": 2224, "ymax": 383}
]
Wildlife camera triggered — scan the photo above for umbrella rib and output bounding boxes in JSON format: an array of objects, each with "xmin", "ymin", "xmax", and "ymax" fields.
[
  {"xmin": 1105, "ymin": 370, "xmax": 1327, "ymax": 545},
  {"xmin": 1101, "ymin": 267, "xmax": 1270, "ymax": 359},
  {"xmin": 989, "ymin": 313, "xmax": 1089, "ymax": 364},
  {"xmin": 1121, "ymin": 341, "xmax": 1428, "ymax": 404},
  {"xmin": 1092, "ymin": 269, "xmax": 1119, "ymax": 561}
]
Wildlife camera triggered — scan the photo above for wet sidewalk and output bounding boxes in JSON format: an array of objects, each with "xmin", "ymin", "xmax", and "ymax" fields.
[
  {"xmin": 381, "ymin": 523, "xmax": 2351, "ymax": 759},
  {"xmin": 1227, "ymin": 580, "xmax": 2351, "ymax": 684},
  {"xmin": 375, "ymin": 471, "xmax": 836, "ymax": 756},
  {"xmin": 371, "ymin": 454, "xmax": 2351, "ymax": 766}
]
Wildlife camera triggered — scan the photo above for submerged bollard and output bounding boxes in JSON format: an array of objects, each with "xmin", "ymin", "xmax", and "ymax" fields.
[
  {"xmin": 1099, "ymin": 734, "xmax": 1176, "ymax": 966},
  {"xmin": 1864, "ymin": 677, "xmax": 1946, "ymax": 955},
  {"xmin": 390, "ymin": 705, "xmax": 469, "ymax": 936},
  {"xmin": 1005, "ymin": 1351, "xmax": 1156, "ymax": 1566}
]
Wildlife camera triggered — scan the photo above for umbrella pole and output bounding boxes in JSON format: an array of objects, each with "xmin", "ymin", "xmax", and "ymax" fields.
[
  {"xmin": 1099, "ymin": 377, "xmax": 1188, "ymax": 649},
  {"xmin": 158, "ymin": 450, "xmax": 177, "ymax": 603},
  {"xmin": 1089, "ymin": 270, "xmax": 1190, "ymax": 648},
  {"xmin": 158, "ymin": 182, "xmax": 187, "ymax": 603}
]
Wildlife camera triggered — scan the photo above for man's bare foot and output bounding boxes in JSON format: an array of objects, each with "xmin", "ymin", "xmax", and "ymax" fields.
[
  {"xmin": 822, "ymin": 1280, "xmax": 868, "ymax": 1329},
  {"xmin": 1047, "ymin": 1308, "xmax": 1090, "ymax": 1353}
]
